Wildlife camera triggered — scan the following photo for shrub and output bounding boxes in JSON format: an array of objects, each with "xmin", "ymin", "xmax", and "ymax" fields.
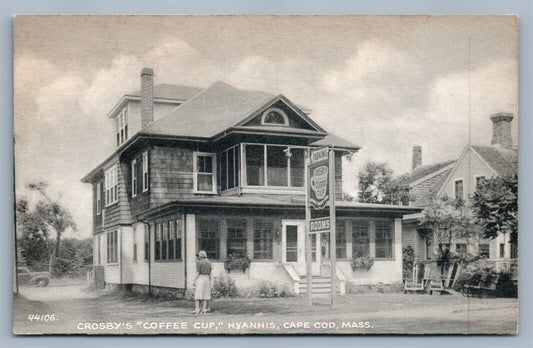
[
  {"xmin": 256, "ymin": 281, "xmax": 294, "ymax": 298},
  {"xmin": 211, "ymin": 275, "xmax": 239, "ymax": 298},
  {"xmin": 402, "ymin": 246, "xmax": 415, "ymax": 279}
]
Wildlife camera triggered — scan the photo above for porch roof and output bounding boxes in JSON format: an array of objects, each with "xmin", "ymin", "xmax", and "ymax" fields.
[{"xmin": 136, "ymin": 195, "xmax": 422, "ymax": 220}]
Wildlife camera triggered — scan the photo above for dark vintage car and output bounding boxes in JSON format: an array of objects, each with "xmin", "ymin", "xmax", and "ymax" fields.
[{"xmin": 16, "ymin": 267, "xmax": 50, "ymax": 287}]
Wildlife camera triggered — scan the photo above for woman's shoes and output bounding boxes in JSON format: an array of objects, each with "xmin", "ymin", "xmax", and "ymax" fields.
[
  {"xmin": 200, "ymin": 308, "xmax": 210, "ymax": 314},
  {"xmin": 190, "ymin": 309, "xmax": 200, "ymax": 315}
]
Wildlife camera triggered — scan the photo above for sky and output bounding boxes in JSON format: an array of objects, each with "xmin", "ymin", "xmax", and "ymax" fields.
[{"xmin": 13, "ymin": 15, "xmax": 518, "ymax": 239}]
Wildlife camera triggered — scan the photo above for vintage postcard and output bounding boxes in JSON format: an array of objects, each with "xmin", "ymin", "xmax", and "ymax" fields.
[{"xmin": 13, "ymin": 15, "xmax": 518, "ymax": 335}]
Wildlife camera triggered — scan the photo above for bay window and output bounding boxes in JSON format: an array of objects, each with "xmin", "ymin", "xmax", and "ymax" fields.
[
  {"xmin": 219, "ymin": 145, "xmax": 239, "ymax": 191},
  {"xmin": 106, "ymin": 230, "xmax": 118, "ymax": 264}
]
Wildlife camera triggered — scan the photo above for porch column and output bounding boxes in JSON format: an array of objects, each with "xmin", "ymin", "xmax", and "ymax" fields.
[
  {"xmin": 394, "ymin": 218, "xmax": 403, "ymax": 280},
  {"xmin": 185, "ymin": 214, "xmax": 196, "ymax": 291}
]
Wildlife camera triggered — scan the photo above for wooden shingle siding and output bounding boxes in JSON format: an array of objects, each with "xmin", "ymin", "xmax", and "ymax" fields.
[
  {"xmin": 118, "ymin": 163, "xmax": 133, "ymax": 224},
  {"xmin": 93, "ymin": 180, "xmax": 104, "ymax": 235},
  {"xmin": 128, "ymin": 150, "xmax": 151, "ymax": 214}
]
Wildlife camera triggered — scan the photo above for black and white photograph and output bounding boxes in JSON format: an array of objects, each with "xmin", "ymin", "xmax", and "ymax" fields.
[{"xmin": 13, "ymin": 15, "xmax": 518, "ymax": 335}]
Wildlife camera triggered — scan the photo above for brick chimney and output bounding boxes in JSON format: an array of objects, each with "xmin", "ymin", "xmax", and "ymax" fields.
[
  {"xmin": 490, "ymin": 112, "xmax": 514, "ymax": 148},
  {"xmin": 412, "ymin": 146, "xmax": 422, "ymax": 171},
  {"xmin": 141, "ymin": 67, "xmax": 154, "ymax": 128}
]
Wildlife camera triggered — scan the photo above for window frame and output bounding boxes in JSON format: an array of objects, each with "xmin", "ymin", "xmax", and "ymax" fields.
[
  {"xmin": 105, "ymin": 165, "xmax": 118, "ymax": 206},
  {"xmin": 96, "ymin": 182, "xmax": 102, "ymax": 215},
  {"xmin": 142, "ymin": 151, "xmax": 149, "ymax": 192},
  {"xmin": 454, "ymin": 178, "xmax": 464, "ymax": 200},
  {"xmin": 197, "ymin": 218, "xmax": 220, "ymax": 260},
  {"xmin": 226, "ymin": 218, "xmax": 247, "ymax": 258},
  {"xmin": 115, "ymin": 108, "xmax": 128, "ymax": 147},
  {"xmin": 243, "ymin": 143, "xmax": 308, "ymax": 189},
  {"xmin": 351, "ymin": 220, "xmax": 370, "ymax": 258},
  {"xmin": 375, "ymin": 221, "xmax": 394, "ymax": 259},
  {"xmin": 253, "ymin": 219, "xmax": 273, "ymax": 260},
  {"xmin": 144, "ymin": 226, "xmax": 150, "ymax": 262},
  {"xmin": 193, "ymin": 152, "xmax": 217, "ymax": 194},
  {"xmin": 131, "ymin": 159, "xmax": 138, "ymax": 198},
  {"xmin": 474, "ymin": 175, "xmax": 486, "ymax": 190},
  {"xmin": 260, "ymin": 107, "xmax": 289, "ymax": 126},
  {"xmin": 219, "ymin": 145, "xmax": 240, "ymax": 191},
  {"xmin": 106, "ymin": 230, "xmax": 118, "ymax": 264},
  {"xmin": 336, "ymin": 220, "xmax": 347, "ymax": 259},
  {"xmin": 478, "ymin": 243, "xmax": 490, "ymax": 258}
]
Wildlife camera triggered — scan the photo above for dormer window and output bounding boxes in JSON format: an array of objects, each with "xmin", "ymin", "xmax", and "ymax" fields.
[
  {"xmin": 261, "ymin": 108, "xmax": 289, "ymax": 126},
  {"xmin": 115, "ymin": 109, "xmax": 128, "ymax": 146}
]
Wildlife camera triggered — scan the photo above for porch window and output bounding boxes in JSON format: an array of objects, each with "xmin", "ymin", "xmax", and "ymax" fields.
[
  {"xmin": 198, "ymin": 218, "xmax": 219, "ymax": 259},
  {"xmin": 253, "ymin": 220, "xmax": 273, "ymax": 259},
  {"xmin": 245, "ymin": 145, "xmax": 264, "ymax": 186},
  {"xmin": 227, "ymin": 219, "xmax": 247, "ymax": 258},
  {"xmin": 478, "ymin": 243, "xmax": 490, "ymax": 258},
  {"xmin": 175, "ymin": 218, "xmax": 183, "ymax": 260},
  {"xmin": 352, "ymin": 220, "xmax": 370, "ymax": 257},
  {"xmin": 245, "ymin": 144, "xmax": 306, "ymax": 187},
  {"xmin": 168, "ymin": 221, "xmax": 175, "ymax": 260},
  {"xmin": 267, "ymin": 146, "xmax": 288, "ymax": 186},
  {"xmin": 155, "ymin": 223, "xmax": 162, "ymax": 261},
  {"xmin": 336, "ymin": 221, "xmax": 347, "ymax": 259},
  {"xmin": 375, "ymin": 221, "xmax": 393, "ymax": 258},
  {"xmin": 219, "ymin": 146, "xmax": 240, "ymax": 191},
  {"xmin": 194, "ymin": 152, "xmax": 216, "ymax": 193},
  {"xmin": 144, "ymin": 227, "xmax": 150, "ymax": 262},
  {"xmin": 290, "ymin": 148, "xmax": 305, "ymax": 187},
  {"xmin": 106, "ymin": 230, "xmax": 118, "ymax": 264},
  {"xmin": 161, "ymin": 222, "xmax": 168, "ymax": 260}
]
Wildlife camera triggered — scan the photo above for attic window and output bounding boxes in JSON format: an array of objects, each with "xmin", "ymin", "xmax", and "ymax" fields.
[{"xmin": 261, "ymin": 108, "xmax": 289, "ymax": 126}]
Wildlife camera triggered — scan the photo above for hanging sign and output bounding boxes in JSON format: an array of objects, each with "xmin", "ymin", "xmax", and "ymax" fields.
[
  {"xmin": 309, "ymin": 148, "xmax": 330, "ymax": 210},
  {"xmin": 309, "ymin": 217, "xmax": 331, "ymax": 234}
]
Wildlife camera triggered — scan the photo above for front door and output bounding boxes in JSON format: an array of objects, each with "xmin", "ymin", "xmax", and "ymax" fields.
[{"xmin": 282, "ymin": 220, "xmax": 319, "ymax": 275}]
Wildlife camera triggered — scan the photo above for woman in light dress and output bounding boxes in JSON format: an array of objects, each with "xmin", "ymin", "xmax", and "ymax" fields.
[{"xmin": 191, "ymin": 250, "xmax": 212, "ymax": 314}]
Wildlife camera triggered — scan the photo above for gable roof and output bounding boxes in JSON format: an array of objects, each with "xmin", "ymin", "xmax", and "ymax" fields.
[
  {"xmin": 470, "ymin": 145, "xmax": 518, "ymax": 177},
  {"xmin": 310, "ymin": 133, "xmax": 360, "ymax": 150},
  {"xmin": 140, "ymin": 81, "xmax": 323, "ymax": 139},
  {"xmin": 126, "ymin": 83, "xmax": 204, "ymax": 101},
  {"xmin": 408, "ymin": 160, "xmax": 456, "ymax": 185}
]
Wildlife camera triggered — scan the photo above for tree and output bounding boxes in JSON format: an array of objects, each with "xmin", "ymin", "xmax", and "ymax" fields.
[
  {"xmin": 16, "ymin": 183, "xmax": 77, "ymax": 273},
  {"xmin": 26, "ymin": 182, "xmax": 77, "ymax": 258},
  {"xmin": 358, "ymin": 162, "xmax": 411, "ymax": 205},
  {"xmin": 420, "ymin": 195, "xmax": 478, "ymax": 272},
  {"xmin": 472, "ymin": 175, "xmax": 518, "ymax": 247}
]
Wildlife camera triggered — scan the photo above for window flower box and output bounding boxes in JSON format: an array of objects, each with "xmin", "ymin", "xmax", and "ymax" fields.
[
  {"xmin": 351, "ymin": 254, "xmax": 374, "ymax": 271},
  {"xmin": 224, "ymin": 254, "xmax": 251, "ymax": 273}
]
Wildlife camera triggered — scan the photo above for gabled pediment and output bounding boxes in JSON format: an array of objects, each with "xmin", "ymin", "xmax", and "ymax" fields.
[{"xmin": 237, "ymin": 95, "xmax": 325, "ymax": 133}]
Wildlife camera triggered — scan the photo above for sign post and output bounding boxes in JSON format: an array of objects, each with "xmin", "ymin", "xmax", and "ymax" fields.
[
  {"xmin": 328, "ymin": 149, "xmax": 336, "ymax": 309},
  {"xmin": 307, "ymin": 147, "xmax": 334, "ymax": 307},
  {"xmin": 304, "ymin": 150, "xmax": 312, "ymax": 306}
]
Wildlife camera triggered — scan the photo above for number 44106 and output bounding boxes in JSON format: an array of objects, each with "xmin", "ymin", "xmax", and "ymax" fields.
[{"xmin": 27, "ymin": 314, "xmax": 56, "ymax": 321}]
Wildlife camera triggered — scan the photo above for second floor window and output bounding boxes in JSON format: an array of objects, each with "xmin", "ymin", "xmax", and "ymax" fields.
[
  {"xmin": 142, "ymin": 151, "xmax": 149, "ymax": 192},
  {"xmin": 194, "ymin": 152, "xmax": 216, "ymax": 193},
  {"xmin": 244, "ymin": 144, "xmax": 305, "ymax": 188},
  {"xmin": 96, "ymin": 182, "xmax": 102, "ymax": 215},
  {"xmin": 115, "ymin": 109, "xmax": 128, "ymax": 146},
  {"xmin": 454, "ymin": 179, "xmax": 464, "ymax": 200},
  {"xmin": 105, "ymin": 165, "xmax": 118, "ymax": 206},
  {"xmin": 131, "ymin": 159, "xmax": 137, "ymax": 197}
]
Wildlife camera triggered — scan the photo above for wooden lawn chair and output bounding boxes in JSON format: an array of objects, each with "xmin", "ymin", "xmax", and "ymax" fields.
[
  {"xmin": 403, "ymin": 263, "xmax": 427, "ymax": 294},
  {"xmin": 423, "ymin": 265, "xmax": 446, "ymax": 295}
]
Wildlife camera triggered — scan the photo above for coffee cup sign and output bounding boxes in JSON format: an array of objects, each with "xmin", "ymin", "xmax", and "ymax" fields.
[{"xmin": 309, "ymin": 148, "xmax": 330, "ymax": 210}]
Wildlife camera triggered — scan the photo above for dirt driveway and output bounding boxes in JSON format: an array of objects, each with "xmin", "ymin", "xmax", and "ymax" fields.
[{"xmin": 13, "ymin": 284, "xmax": 518, "ymax": 335}]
